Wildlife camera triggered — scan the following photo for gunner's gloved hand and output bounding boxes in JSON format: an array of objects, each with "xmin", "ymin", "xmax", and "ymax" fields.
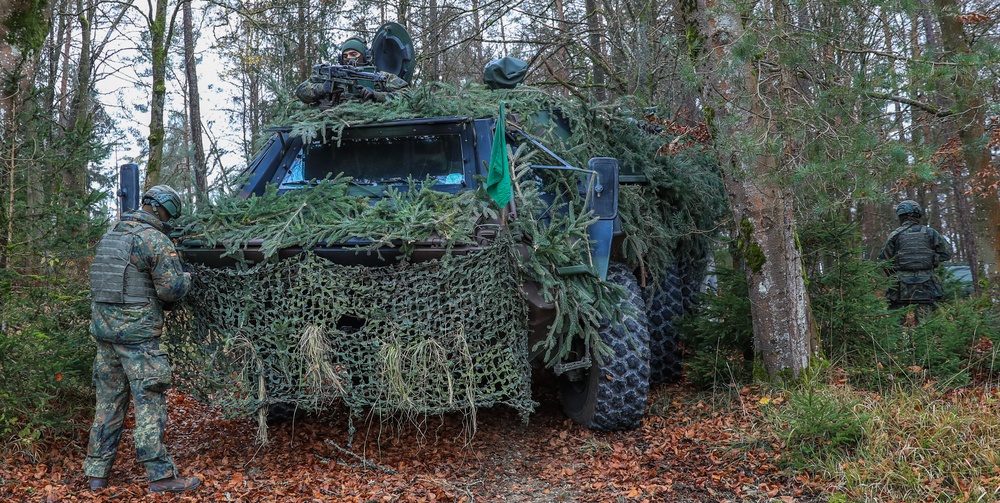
[
  {"xmin": 356, "ymin": 86, "xmax": 386, "ymax": 103},
  {"xmin": 356, "ymin": 86, "xmax": 377, "ymax": 102}
]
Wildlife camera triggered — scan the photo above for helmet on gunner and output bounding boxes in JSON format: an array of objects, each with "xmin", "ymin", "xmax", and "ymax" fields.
[
  {"xmin": 338, "ymin": 37, "xmax": 368, "ymax": 66},
  {"xmin": 142, "ymin": 185, "xmax": 182, "ymax": 220},
  {"xmin": 895, "ymin": 200, "xmax": 922, "ymax": 221}
]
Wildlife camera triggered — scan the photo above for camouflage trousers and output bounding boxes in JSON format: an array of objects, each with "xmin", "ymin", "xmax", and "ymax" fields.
[{"xmin": 84, "ymin": 339, "xmax": 177, "ymax": 482}]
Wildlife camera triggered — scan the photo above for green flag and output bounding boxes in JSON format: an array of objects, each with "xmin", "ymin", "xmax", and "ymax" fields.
[{"xmin": 486, "ymin": 102, "xmax": 512, "ymax": 207}]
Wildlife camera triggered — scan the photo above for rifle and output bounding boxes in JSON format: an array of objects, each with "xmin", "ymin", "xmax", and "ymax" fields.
[{"xmin": 297, "ymin": 63, "xmax": 390, "ymax": 108}]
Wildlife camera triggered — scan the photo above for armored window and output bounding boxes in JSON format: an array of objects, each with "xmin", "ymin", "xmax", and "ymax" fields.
[{"xmin": 280, "ymin": 133, "xmax": 465, "ymax": 189}]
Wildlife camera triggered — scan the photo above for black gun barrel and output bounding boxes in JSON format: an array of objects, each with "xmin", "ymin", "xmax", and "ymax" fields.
[{"xmin": 313, "ymin": 63, "xmax": 387, "ymax": 84}]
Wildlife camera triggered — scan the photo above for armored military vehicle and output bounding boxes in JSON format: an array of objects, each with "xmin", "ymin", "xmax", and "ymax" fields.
[{"xmin": 158, "ymin": 24, "xmax": 722, "ymax": 434}]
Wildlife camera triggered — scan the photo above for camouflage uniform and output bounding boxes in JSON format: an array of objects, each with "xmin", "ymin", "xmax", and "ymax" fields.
[
  {"xmin": 295, "ymin": 67, "xmax": 409, "ymax": 108},
  {"xmin": 84, "ymin": 208, "xmax": 191, "ymax": 482},
  {"xmin": 295, "ymin": 36, "xmax": 409, "ymax": 109},
  {"xmin": 878, "ymin": 219, "xmax": 952, "ymax": 310}
]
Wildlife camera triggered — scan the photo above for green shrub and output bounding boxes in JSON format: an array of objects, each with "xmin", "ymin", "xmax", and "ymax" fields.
[
  {"xmin": 676, "ymin": 266, "xmax": 754, "ymax": 389},
  {"xmin": 679, "ymin": 213, "xmax": 998, "ymax": 392},
  {"xmin": 805, "ymin": 252, "xmax": 895, "ymax": 358},
  {"xmin": 768, "ymin": 384, "xmax": 870, "ymax": 469},
  {"xmin": 876, "ymin": 296, "xmax": 1000, "ymax": 387},
  {"xmin": 0, "ymin": 268, "xmax": 93, "ymax": 455}
]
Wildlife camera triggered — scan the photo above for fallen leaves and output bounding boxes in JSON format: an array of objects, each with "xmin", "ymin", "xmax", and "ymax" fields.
[{"xmin": 0, "ymin": 384, "xmax": 830, "ymax": 502}]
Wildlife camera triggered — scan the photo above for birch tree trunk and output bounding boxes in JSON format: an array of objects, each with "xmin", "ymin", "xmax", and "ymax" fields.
[{"xmin": 696, "ymin": 0, "xmax": 819, "ymax": 381}]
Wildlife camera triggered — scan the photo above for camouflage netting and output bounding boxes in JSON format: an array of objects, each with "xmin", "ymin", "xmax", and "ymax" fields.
[
  {"xmin": 164, "ymin": 83, "xmax": 727, "ymax": 440},
  {"xmin": 166, "ymin": 240, "xmax": 532, "ymax": 442}
]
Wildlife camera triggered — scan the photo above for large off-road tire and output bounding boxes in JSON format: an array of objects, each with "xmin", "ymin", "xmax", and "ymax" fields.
[
  {"xmin": 643, "ymin": 252, "xmax": 711, "ymax": 384},
  {"xmin": 560, "ymin": 262, "xmax": 650, "ymax": 431},
  {"xmin": 643, "ymin": 267, "xmax": 685, "ymax": 384},
  {"xmin": 678, "ymin": 253, "xmax": 711, "ymax": 312}
]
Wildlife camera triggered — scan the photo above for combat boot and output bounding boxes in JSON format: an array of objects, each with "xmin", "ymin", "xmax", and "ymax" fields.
[
  {"xmin": 149, "ymin": 476, "xmax": 201, "ymax": 493},
  {"xmin": 88, "ymin": 477, "xmax": 108, "ymax": 490}
]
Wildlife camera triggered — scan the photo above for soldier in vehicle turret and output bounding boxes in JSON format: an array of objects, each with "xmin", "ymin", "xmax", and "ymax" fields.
[
  {"xmin": 878, "ymin": 200, "xmax": 952, "ymax": 319},
  {"xmin": 295, "ymin": 35, "xmax": 409, "ymax": 108}
]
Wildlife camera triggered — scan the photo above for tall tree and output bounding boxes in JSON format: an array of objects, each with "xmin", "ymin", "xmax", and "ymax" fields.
[
  {"xmin": 933, "ymin": 0, "xmax": 993, "ymax": 288},
  {"xmin": 1, "ymin": 0, "xmax": 52, "ymax": 268},
  {"xmin": 144, "ymin": 0, "xmax": 178, "ymax": 188},
  {"xmin": 182, "ymin": 0, "xmax": 207, "ymax": 206},
  {"xmin": 61, "ymin": 0, "xmax": 94, "ymax": 196},
  {"xmin": 692, "ymin": 0, "xmax": 819, "ymax": 381},
  {"xmin": 584, "ymin": 0, "xmax": 604, "ymax": 100}
]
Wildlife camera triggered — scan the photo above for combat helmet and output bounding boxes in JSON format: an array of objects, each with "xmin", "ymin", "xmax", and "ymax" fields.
[
  {"xmin": 338, "ymin": 37, "xmax": 369, "ymax": 65},
  {"xmin": 484, "ymin": 56, "xmax": 528, "ymax": 89},
  {"xmin": 895, "ymin": 200, "xmax": 922, "ymax": 219},
  {"xmin": 142, "ymin": 185, "xmax": 182, "ymax": 219}
]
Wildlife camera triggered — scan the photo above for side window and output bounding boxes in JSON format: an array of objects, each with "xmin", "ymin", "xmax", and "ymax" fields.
[{"xmin": 279, "ymin": 152, "xmax": 307, "ymax": 188}]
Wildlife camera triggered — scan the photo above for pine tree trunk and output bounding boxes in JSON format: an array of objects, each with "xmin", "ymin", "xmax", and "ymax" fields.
[
  {"xmin": 183, "ymin": 0, "xmax": 208, "ymax": 207},
  {"xmin": 585, "ymin": 0, "xmax": 605, "ymax": 100},
  {"xmin": 934, "ymin": 0, "xmax": 991, "ymax": 291},
  {"xmin": 64, "ymin": 0, "xmax": 93, "ymax": 196},
  {"xmin": 696, "ymin": 0, "xmax": 818, "ymax": 381}
]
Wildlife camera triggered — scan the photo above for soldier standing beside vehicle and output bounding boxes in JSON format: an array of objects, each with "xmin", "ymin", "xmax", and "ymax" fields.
[
  {"xmin": 295, "ymin": 36, "xmax": 409, "ymax": 108},
  {"xmin": 878, "ymin": 200, "xmax": 952, "ymax": 320},
  {"xmin": 84, "ymin": 185, "xmax": 201, "ymax": 494}
]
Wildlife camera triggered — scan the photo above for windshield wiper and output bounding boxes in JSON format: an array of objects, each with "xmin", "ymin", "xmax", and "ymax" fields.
[
  {"xmin": 376, "ymin": 177, "xmax": 409, "ymax": 184},
  {"xmin": 347, "ymin": 180, "xmax": 384, "ymax": 197}
]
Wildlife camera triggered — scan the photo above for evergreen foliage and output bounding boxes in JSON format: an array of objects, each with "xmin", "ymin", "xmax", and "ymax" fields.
[
  {"xmin": 878, "ymin": 298, "xmax": 1000, "ymax": 387},
  {"xmin": 0, "ymin": 73, "xmax": 112, "ymax": 451},
  {"xmin": 769, "ymin": 384, "xmax": 871, "ymax": 469},
  {"xmin": 267, "ymin": 82, "xmax": 727, "ymax": 282},
  {"xmin": 175, "ymin": 176, "xmax": 494, "ymax": 259},
  {"xmin": 675, "ymin": 266, "xmax": 754, "ymax": 389},
  {"xmin": 798, "ymin": 218, "xmax": 898, "ymax": 369},
  {"xmin": 680, "ymin": 215, "xmax": 1000, "ymax": 390},
  {"xmin": 0, "ymin": 268, "xmax": 94, "ymax": 455}
]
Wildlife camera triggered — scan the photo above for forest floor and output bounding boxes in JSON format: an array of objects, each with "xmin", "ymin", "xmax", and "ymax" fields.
[{"xmin": 0, "ymin": 378, "xmax": 832, "ymax": 503}]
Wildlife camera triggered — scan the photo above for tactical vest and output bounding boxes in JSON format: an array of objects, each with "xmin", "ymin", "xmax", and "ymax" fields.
[
  {"xmin": 894, "ymin": 225, "xmax": 936, "ymax": 272},
  {"xmin": 90, "ymin": 225, "xmax": 158, "ymax": 304}
]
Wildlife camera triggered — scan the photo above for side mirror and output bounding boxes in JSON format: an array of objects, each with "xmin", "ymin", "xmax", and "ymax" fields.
[
  {"xmin": 118, "ymin": 163, "xmax": 140, "ymax": 218},
  {"xmin": 586, "ymin": 157, "xmax": 618, "ymax": 220}
]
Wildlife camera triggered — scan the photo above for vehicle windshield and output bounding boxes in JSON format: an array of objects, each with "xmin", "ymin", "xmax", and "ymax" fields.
[{"xmin": 279, "ymin": 133, "xmax": 466, "ymax": 189}]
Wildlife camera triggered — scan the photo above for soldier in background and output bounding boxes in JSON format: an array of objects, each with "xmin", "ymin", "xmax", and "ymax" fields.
[
  {"xmin": 295, "ymin": 36, "xmax": 409, "ymax": 108},
  {"xmin": 878, "ymin": 200, "xmax": 952, "ymax": 320},
  {"xmin": 84, "ymin": 185, "xmax": 201, "ymax": 494}
]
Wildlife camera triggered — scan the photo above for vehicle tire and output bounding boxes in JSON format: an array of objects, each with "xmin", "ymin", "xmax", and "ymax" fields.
[
  {"xmin": 643, "ymin": 250, "xmax": 711, "ymax": 384},
  {"xmin": 643, "ymin": 266, "xmax": 684, "ymax": 384},
  {"xmin": 678, "ymin": 252, "xmax": 711, "ymax": 312},
  {"xmin": 560, "ymin": 262, "xmax": 650, "ymax": 431}
]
